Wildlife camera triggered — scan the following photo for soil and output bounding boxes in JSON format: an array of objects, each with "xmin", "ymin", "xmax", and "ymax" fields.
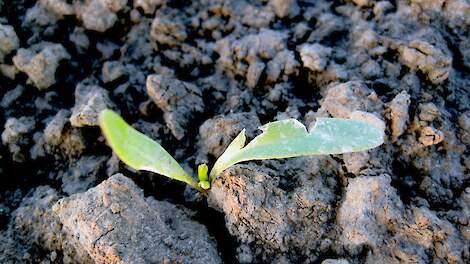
[{"xmin": 1, "ymin": 0, "xmax": 469, "ymax": 264}]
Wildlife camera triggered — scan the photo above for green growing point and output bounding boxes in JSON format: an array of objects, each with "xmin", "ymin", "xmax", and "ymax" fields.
[
  {"xmin": 99, "ymin": 109, "xmax": 384, "ymax": 191},
  {"xmin": 198, "ymin": 164, "xmax": 210, "ymax": 190}
]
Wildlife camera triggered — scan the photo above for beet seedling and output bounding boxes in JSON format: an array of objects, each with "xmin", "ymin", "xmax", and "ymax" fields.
[{"xmin": 99, "ymin": 109, "xmax": 384, "ymax": 192}]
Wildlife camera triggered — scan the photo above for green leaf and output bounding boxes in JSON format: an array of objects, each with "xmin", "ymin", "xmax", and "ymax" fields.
[
  {"xmin": 209, "ymin": 118, "xmax": 384, "ymax": 181},
  {"xmin": 99, "ymin": 109, "xmax": 201, "ymax": 190}
]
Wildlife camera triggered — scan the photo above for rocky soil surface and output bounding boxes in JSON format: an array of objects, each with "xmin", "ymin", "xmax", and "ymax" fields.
[{"xmin": 1, "ymin": 0, "xmax": 469, "ymax": 263}]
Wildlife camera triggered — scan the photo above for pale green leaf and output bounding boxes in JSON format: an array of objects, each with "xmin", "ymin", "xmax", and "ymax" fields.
[
  {"xmin": 99, "ymin": 109, "xmax": 201, "ymax": 190},
  {"xmin": 209, "ymin": 118, "xmax": 384, "ymax": 180}
]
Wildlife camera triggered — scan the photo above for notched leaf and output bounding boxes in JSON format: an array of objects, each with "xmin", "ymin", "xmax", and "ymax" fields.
[{"xmin": 209, "ymin": 118, "xmax": 384, "ymax": 181}]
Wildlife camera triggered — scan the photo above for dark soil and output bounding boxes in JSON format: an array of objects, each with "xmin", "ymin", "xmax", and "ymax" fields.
[{"xmin": 1, "ymin": 0, "xmax": 469, "ymax": 263}]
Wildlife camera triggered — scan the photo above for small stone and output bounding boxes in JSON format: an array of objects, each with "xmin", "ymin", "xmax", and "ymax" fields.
[
  {"xmin": 295, "ymin": 22, "xmax": 310, "ymax": 38},
  {"xmin": 2, "ymin": 117, "xmax": 35, "ymax": 145},
  {"xmin": 388, "ymin": 91, "xmax": 411, "ymax": 141},
  {"xmin": 357, "ymin": 29, "xmax": 378, "ymax": 49},
  {"xmin": 100, "ymin": 0, "xmax": 127, "ymax": 12},
  {"xmin": 151, "ymin": 16, "xmax": 187, "ymax": 46},
  {"xmin": 361, "ymin": 60, "xmax": 382, "ymax": 79},
  {"xmin": 130, "ymin": 9, "xmax": 141, "ymax": 23},
  {"xmin": 418, "ymin": 102, "xmax": 440, "ymax": 122},
  {"xmin": 352, "ymin": 0, "xmax": 372, "ymax": 7},
  {"xmin": 1, "ymin": 116, "xmax": 35, "ymax": 162},
  {"xmin": 13, "ymin": 42, "xmax": 70, "ymax": 90},
  {"xmin": 373, "ymin": 1, "xmax": 394, "ymax": 17},
  {"xmin": 246, "ymin": 60, "xmax": 265, "ymax": 88},
  {"xmin": 79, "ymin": 0, "xmax": 117, "ymax": 32},
  {"xmin": 419, "ymin": 126, "xmax": 444, "ymax": 146},
  {"xmin": 70, "ymin": 85, "xmax": 115, "ymax": 127},
  {"xmin": 266, "ymin": 50, "xmax": 299, "ymax": 83},
  {"xmin": 134, "ymin": 0, "xmax": 165, "ymax": 14},
  {"xmin": 399, "ymin": 37, "xmax": 452, "ymax": 84},
  {"xmin": 50, "ymin": 251, "xmax": 57, "ymax": 262},
  {"xmin": 40, "ymin": 0, "xmax": 75, "ymax": 17},
  {"xmin": 22, "ymin": 252, "xmax": 31, "ymax": 261},
  {"xmin": 0, "ymin": 24, "xmax": 20, "ymax": 61},
  {"xmin": 0, "ymin": 64, "xmax": 18, "ymax": 79},
  {"xmin": 69, "ymin": 27, "xmax": 90, "ymax": 53},
  {"xmin": 102, "ymin": 61, "xmax": 125, "ymax": 83},
  {"xmin": 96, "ymin": 41, "xmax": 120, "ymax": 59},
  {"xmin": 299, "ymin": 44, "xmax": 332, "ymax": 72},
  {"xmin": 1, "ymin": 85, "xmax": 25, "ymax": 108},
  {"xmin": 269, "ymin": 0, "xmax": 300, "ymax": 18}
]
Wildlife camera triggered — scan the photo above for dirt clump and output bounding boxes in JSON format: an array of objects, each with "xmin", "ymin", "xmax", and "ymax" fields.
[
  {"xmin": 1, "ymin": 185, "xmax": 93, "ymax": 263},
  {"xmin": 2, "ymin": 116, "xmax": 36, "ymax": 162},
  {"xmin": 208, "ymin": 157, "xmax": 339, "ymax": 263},
  {"xmin": 13, "ymin": 42, "xmax": 70, "ymax": 90},
  {"xmin": 70, "ymin": 84, "xmax": 116, "ymax": 127},
  {"xmin": 53, "ymin": 174, "xmax": 221, "ymax": 264},
  {"xmin": 198, "ymin": 112, "xmax": 261, "ymax": 159},
  {"xmin": 216, "ymin": 29, "xmax": 299, "ymax": 88},
  {"xmin": 31, "ymin": 109, "xmax": 86, "ymax": 160},
  {"xmin": 339, "ymin": 175, "xmax": 468, "ymax": 263},
  {"xmin": 146, "ymin": 74, "xmax": 204, "ymax": 140},
  {"xmin": 0, "ymin": 23, "xmax": 19, "ymax": 63}
]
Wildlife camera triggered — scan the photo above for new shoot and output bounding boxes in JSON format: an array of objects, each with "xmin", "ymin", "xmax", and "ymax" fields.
[{"xmin": 99, "ymin": 109, "xmax": 384, "ymax": 191}]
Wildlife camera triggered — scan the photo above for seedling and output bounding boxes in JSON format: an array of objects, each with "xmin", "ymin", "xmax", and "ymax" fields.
[{"xmin": 99, "ymin": 109, "xmax": 383, "ymax": 192}]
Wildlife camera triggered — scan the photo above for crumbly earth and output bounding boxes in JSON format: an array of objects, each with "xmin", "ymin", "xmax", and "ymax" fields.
[
  {"xmin": 53, "ymin": 174, "xmax": 221, "ymax": 264},
  {"xmin": 1, "ymin": 0, "xmax": 469, "ymax": 263}
]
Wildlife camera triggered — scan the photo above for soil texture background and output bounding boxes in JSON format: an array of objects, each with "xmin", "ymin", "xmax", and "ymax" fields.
[{"xmin": 0, "ymin": 0, "xmax": 470, "ymax": 263}]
